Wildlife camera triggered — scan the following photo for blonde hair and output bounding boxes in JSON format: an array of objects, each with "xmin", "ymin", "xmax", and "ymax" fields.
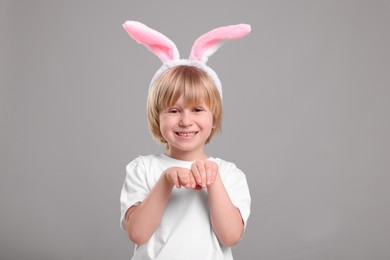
[{"xmin": 147, "ymin": 65, "xmax": 222, "ymax": 145}]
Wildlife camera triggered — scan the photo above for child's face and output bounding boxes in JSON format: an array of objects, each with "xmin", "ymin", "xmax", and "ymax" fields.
[{"xmin": 159, "ymin": 94, "xmax": 215, "ymax": 161}]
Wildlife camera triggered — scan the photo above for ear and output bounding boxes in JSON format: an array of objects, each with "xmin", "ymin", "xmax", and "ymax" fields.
[
  {"xmin": 212, "ymin": 115, "xmax": 216, "ymax": 129},
  {"xmin": 189, "ymin": 24, "xmax": 251, "ymax": 63},
  {"xmin": 123, "ymin": 21, "xmax": 180, "ymax": 63}
]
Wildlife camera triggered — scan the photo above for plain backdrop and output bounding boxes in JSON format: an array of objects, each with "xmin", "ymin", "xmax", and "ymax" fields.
[{"xmin": 1, "ymin": 0, "xmax": 390, "ymax": 259}]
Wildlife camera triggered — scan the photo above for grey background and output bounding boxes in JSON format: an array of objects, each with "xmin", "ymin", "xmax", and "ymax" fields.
[{"xmin": 1, "ymin": 0, "xmax": 389, "ymax": 259}]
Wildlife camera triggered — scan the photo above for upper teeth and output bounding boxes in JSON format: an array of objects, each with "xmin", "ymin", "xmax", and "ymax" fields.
[{"xmin": 178, "ymin": 132, "xmax": 195, "ymax": 136}]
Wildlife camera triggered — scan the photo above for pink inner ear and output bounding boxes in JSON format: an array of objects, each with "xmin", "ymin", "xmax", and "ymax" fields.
[
  {"xmin": 123, "ymin": 21, "xmax": 178, "ymax": 62},
  {"xmin": 190, "ymin": 24, "xmax": 251, "ymax": 63}
]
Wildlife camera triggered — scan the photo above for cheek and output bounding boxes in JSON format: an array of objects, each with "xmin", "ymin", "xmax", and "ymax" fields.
[
  {"xmin": 205, "ymin": 114, "xmax": 215, "ymax": 130},
  {"xmin": 159, "ymin": 120, "xmax": 167, "ymax": 134},
  {"xmin": 159, "ymin": 116, "xmax": 172, "ymax": 135}
]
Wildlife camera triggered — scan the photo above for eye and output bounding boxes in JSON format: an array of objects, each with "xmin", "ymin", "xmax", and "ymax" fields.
[
  {"xmin": 193, "ymin": 107, "xmax": 204, "ymax": 113},
  {"xmin": 168, "ymin": 108, "xmax": 179, "ymax": 114}
]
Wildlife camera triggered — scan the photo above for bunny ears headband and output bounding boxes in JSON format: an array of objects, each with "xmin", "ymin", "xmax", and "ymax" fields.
[{"xmin": 122, "ymin": 21, "xmax": 251, "ymax": 98}]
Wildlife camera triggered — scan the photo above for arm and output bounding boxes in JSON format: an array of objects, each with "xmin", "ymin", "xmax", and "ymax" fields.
[
  {"xmin": 124, "ymin": 172, "xmax": 174, "ymax": 245},
  {"xmin": 125, "ymin": 167, "xmax": 195, "ymax": 245},
  {"xmin": 207, "ymin": 173, "xmax": 244, "ymax": 247},
  {"xmin": 191, "ymin": 160, "xmax": 244, "ymax": 247}
]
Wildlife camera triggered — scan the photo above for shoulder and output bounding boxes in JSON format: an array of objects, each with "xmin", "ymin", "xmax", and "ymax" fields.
[
  {"xmin": 210, "ymin": 157, "xmax": 240, "ymax": 170},
  {"xmin": 210, "ymin": 157, "xmax": 246, "ymax": 178},
  {"xmin": 125, "ymin": 154, "xmax": 167, "ymax": 170},
  {"xmin": 210, "ymin": 157, "xmax": 250, "ymax": 198}
]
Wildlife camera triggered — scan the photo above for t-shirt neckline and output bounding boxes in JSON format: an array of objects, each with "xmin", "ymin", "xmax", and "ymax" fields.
[{"xmin": 160, "ymin": 153, "xmax": 213, "ymax": 164}]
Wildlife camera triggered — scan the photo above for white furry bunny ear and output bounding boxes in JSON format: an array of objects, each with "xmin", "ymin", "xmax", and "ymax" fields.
[
  {"xmin": 122, "ymin": 21, "xmax": 180, "ymax": 62},
  {"xmin": 123, "ymin": 21, "xmax": 251, "ymax": 99},
  {"xmin": 190, "ymin": 24, "xmax": 251, "ymax": 63}
]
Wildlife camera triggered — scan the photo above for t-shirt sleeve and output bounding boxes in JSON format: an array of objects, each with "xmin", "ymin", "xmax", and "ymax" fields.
[
  {"xmin": 119, "ymin": 156, "xmax": 150, "ymax": 230},
  {"xmin": 221, "ymin": 163, "xmax": 251, "ymax": 228}
]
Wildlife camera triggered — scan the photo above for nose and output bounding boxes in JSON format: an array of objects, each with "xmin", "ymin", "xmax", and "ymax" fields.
[{"xmin": 179, "ymin": 110, "xmax": 193, "ymax": 127}]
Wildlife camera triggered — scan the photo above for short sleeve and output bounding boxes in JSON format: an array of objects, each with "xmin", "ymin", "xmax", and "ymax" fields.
[
  {"xmin": 219, "ymin": 162, "xmax": 251, "ymax": 228},
  {"xmin": 119, "ymin": 156, "xmax": 150, "ymax": 230}
]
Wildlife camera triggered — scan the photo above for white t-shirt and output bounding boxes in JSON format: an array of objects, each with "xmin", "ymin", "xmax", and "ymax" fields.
[{"xmin": 120, "ymin": 154, "xmax": 251, "ymax": 260}]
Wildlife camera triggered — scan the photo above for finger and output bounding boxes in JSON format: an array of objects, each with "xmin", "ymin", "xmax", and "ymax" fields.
[
  {"xmin": 178, "ymin": 169, "xmax": 191, "ymax": 189},
  {"xmin": 194, "ymin": 184, "xmax": 203, "ymax": 191},
  {"xmin": 211, "ymin": 162, "xmax": 218, "ymax": 184},
  {"xmin": 191, "ymin": 164, "xmax": 202, "ymax": 187},
  {"xmin": 184, "ymin": 170, "xmax": 193, "ymax": 189},
  {"xmin": 196, "ymin": 162, "xmax": 207, "ymax": 188},
  {"xmin": 179, "ymin": 173, "xmax": 188, "ymax": 187},
  {"xmin": 165, "ymin": 170, "xmax": 179, "ymax": 188},
  {"xmin": 173, "ymin": 170, "xmax": 181, "ymax": 188},
  {"xmin": 185, "ymin": 168, "xmax": 193, "ymax": 189},
  {"xmin": 189, "ymin": 173, "xmax": 196, "ymax": 189},
  {"xmin": 206, "ymin": 162, "xmax": 218, "ymax": 185},
  {"xmin": 205, "ymin": 163, "xmax": 212, "ymax": 185}
]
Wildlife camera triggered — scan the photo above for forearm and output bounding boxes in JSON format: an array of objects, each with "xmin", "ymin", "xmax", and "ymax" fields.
[
  {"xmin": 207, "ymin": 174, "xmax": 244, "ymax": 247},
  {"xmin": 125, "ymin": 173, "xmax": 174, "ymax": 245}
]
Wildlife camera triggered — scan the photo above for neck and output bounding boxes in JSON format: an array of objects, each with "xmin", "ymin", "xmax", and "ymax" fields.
[{"xmin": 165, "ymin": 149, "xmax": 208, "ymax": 162}]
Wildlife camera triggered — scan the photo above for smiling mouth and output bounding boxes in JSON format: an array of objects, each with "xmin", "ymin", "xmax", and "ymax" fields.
[{"xmin": 175, "ymin": 131, "xmax": 198, "ymax": 137}]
